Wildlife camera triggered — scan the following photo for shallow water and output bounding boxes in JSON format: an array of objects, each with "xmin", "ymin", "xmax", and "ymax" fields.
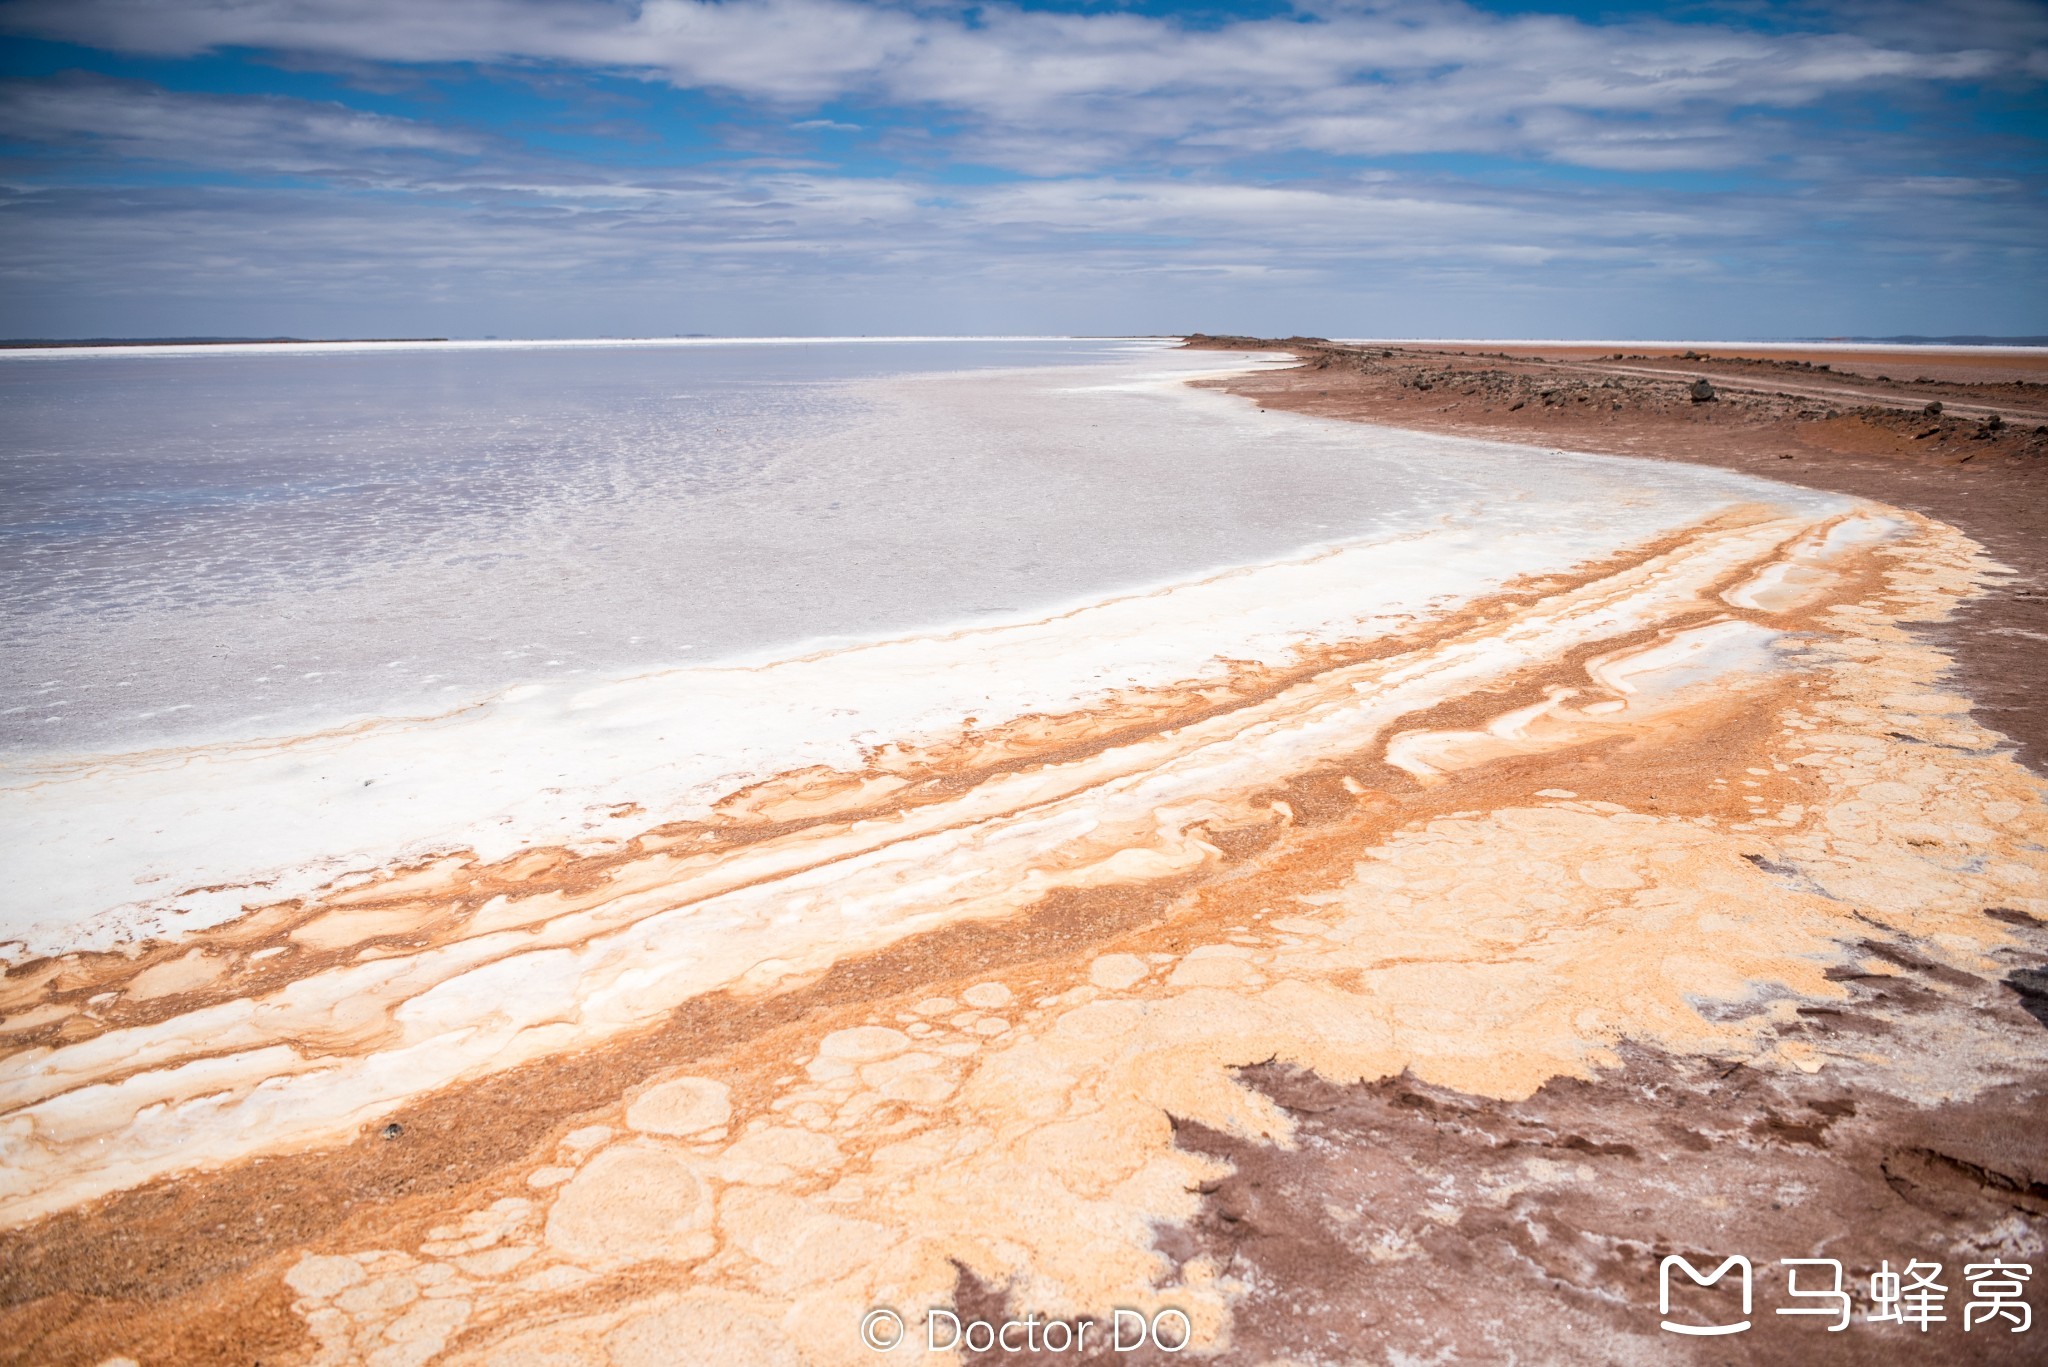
[
  {"xmin": 6, "ymin": 338, "xmax": 1827, "ymax": 760},
  {"xmin": 3, "ymin": 339, "xmax": 1171, "ymax": 752}
]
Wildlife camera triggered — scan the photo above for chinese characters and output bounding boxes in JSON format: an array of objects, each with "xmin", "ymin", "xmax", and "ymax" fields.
[{"xmin": 1657, "ymin": 1255, "xmax": 2032, "ymax": 1337}]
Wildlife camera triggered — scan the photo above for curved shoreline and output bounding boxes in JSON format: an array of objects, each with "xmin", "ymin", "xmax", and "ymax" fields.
[
  {"xmin": 1185, "ymin": 333, "xmax": 2048, "ymax": 774},
  {"xmin": 0, "ymin": 353, "xmax": 2042, "ymax": 1365}
]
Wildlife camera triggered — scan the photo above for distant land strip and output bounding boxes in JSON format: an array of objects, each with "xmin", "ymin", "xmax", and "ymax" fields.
[{"xmin": 0, "ymin": 336, "xmax": 451, "ymax": 348}]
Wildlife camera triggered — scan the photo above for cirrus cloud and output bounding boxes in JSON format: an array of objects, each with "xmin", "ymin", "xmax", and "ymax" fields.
[
  {"xmin": 3, "ymin": 0, "xmax": 2038, "ymax": 171},
  {"xmin": 0, "ymin": 1, "xmax": 2041, "ymax": 337}
]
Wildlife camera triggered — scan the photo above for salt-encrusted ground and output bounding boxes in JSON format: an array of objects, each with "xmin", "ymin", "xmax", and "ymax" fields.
[{"xmin": 1, "ymin": 347, "xmax": 2042, "ymax": 1365}]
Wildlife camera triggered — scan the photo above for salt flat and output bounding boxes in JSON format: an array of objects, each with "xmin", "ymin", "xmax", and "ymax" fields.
[{"xmin": 0, "ymin": 340, "xmax": 2040, "ymax": 1366}]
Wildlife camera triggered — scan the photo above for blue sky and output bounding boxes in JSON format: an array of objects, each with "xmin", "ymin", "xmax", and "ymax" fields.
[{"xmin": 0, "ymin": 0, "xmax": 2043, "ymax": 339}]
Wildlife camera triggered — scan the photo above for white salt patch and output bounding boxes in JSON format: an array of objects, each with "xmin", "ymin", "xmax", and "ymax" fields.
[{"xmin": 0, "ymin": 489, "xmax": 1839, "ymax": 958}]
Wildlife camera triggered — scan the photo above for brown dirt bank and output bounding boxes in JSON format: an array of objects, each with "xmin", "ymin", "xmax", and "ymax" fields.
[
  {"xmin": 1185, "ymin": 334, "xmax": 2048, "ymax": 775},
  {"xmin": 962, "ymin": 956, "xmax": 2048, "ymax": 1365}
]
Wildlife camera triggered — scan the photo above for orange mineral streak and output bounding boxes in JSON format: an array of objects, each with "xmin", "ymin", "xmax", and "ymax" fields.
[{"xmin": 1, "ymin": 504, "xmax": 2044, "ymax": 1367}]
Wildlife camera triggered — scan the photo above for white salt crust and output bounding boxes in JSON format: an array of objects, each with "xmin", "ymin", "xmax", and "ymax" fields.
[
  {"xmin": 0, "ymin": 356, "xmax": 1845, "ymax": 959},
  {"xmin": 0, "ymin": 504, "xmax": 1884, "ymax": 1225}
]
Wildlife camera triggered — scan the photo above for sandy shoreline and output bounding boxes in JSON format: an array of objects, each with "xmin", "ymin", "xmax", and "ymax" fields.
[
  {"xmin": 1, "ymin": 346, "xmax": 2043, "ymax": 1364},
  {"xmin": 1188, "ymin": 335, "xmax": 2048, "ymax": 776}
]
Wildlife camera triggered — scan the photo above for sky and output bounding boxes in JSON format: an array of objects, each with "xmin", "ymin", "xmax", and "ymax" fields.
[{"xmin": 0, "ymin": 0, "xmax": 2043, "ymax": 340}]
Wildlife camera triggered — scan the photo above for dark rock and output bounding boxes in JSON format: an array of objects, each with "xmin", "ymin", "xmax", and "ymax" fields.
[
  {"xmin": 2007, "ymin": 970, "xmax": 2048, "ymax": 1030},
  {"xmin": 1924, "ymin": 400, "xmax": 1943, "ymax": 416},
  {"xmin": 381, "ymin": 1122, "xmax": 404, "ymax": 1141},
  {"xmin": 1688, "ymin": 378, "xmax": 1717, "ymax": 403}
]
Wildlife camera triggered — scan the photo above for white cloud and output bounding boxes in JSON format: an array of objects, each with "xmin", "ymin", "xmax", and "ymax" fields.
[
  {"xmin": 0, "ymin": 75, "xmax": 481, "ymax": 175},
  {"xmin": 0, "ymin": 2, "xmax": 2039, "ymax": 337},
  {"xmin": 2, "ymin": 143, "xmax": 2036, "ymax": 339},
  {"xmin": 0, "ymin": 145, "xmax": 2008, "ymax": 304},
  {"xmin": 5, "ymin": 1, "xmax": 2040, "ymax": 173}
]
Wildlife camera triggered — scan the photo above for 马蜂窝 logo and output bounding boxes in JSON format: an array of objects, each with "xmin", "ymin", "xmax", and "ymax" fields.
[
  {"xmin": 1656, "ymin": 1255, "xmax": 2032, "ymax": 1338},
  {"xmin": 1659, "ymin": 1255, "xmax": 1751, "ymax": 1336}
]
